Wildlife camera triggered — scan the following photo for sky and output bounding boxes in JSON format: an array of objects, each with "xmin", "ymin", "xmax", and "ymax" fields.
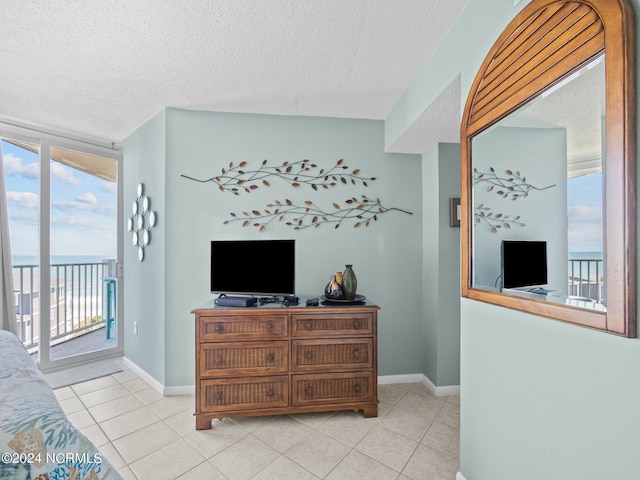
[
  {"xmin": 2, "ymin": 140, "xmax": 117, "ymax": 258},
  {"xmin": 567, "ymin": 172, "xmax": 603, "ymax": 253}
]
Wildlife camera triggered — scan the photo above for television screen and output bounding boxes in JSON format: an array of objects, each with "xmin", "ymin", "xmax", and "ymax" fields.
[
  {"xmin": 501, "ymin": 240, "xmax": 547, "ymax": 289},
  {"xmin": 211, "ymin": 239, "xmax": 295, "ymax": 296}
]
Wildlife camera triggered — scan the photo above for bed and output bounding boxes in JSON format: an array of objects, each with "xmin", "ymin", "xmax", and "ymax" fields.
[{"xmin": 0, "ymin": 330, "xmax": 122, "ymax": 479}]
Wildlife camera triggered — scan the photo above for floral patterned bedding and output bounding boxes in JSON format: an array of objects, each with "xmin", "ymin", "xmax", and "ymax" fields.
[{"xmin": 0, "ymin": 330, "xmax": 122, "ymax": 479}]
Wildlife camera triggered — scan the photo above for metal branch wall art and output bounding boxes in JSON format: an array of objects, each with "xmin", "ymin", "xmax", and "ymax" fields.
[
  {"xmin": 182, "ymin": 157, "xmax": 413, "ymax": 232},
  {"xmin": 473, "ymin": 167, "xmax": 556, "ymax": 200},
  {"xmin": 473, "ymin": 167, "xmax": 555, "ymax": 233},
  {"xmin": 224, "ymin": 195, "xmax": 413, "ymax": 231},
  {"xmin": 474, "ymin": 203, "xmax": 526, "ymax": 233},
  {"xmin": 181, "ymin": 158, "xmax": 376, "ymax": 194}
]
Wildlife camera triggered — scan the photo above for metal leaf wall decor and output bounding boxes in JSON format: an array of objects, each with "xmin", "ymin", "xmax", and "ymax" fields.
[
  {"xmin": 473, "ymin": 167, "xmax": 556, "ymax": 233},
  {"xmin": 181, "ymin": 158, "xmax": 376, "ymax": 194},
  {"xmin": 474, "ymin": 203, "xmax": 526, "ymax": 233},
  {"xmin": 473, "ymin": 167, "xmax": 556, "ymax": 199},
  {"xmin": 182, "ymin": 157, "xmax": 413, "ymax": 232},
  {"xmin": 224, "ymin": 195, "xmax": 413, "ymax": 231}
]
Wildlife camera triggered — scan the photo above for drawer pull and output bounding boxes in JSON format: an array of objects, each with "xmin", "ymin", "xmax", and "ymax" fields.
[
  {"xmin": 266, "ymin": 322, "xmax": 274, "ymax": 332},
  {"xmin": 353, "ymin": 349, "xmax": 360, "ymax": 358},
  {"xmin": 305, "ymin": 386, "xmax": 314, "ymax": 396},
  {"xmin": 214, "ymin": 392, "xmax": 223, "ymax": 402},
  {"xmin": 214, "ymin": 323, "xmax": 224, "ymax": 334},
  {"xmin": 354, "ymin": 384, "xmax": 362, "ymax": 394},
  {"xmin": 304, "ymin": 351, "xmax": 313, "ymax": 360},
  {"xmin": 267, "ymin": 353, "xmax": 276, "ymax": 362},
  {"xmin": 215, "ymin": 356, "xmax": 223, "ymax": 364},
  {"xmin": 266, "ymin": 389, "xmax": 275, "ymax": 398},
  {"xmin": 353, "ymin": 320, "xmax": 361, "ymax": 329},
  {"xmin": 305, "ymin": 321, "xmax": 313, "ymax": 330}
]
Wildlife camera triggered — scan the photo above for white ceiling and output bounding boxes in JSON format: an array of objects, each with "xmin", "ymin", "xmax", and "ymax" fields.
[
  {"xmin": 0, "ymin": 0, "xmax": 469, "ymax": 148},
  {"xmin": 501, "ymin": 56, "xmax": 605, "ymax": 176}
]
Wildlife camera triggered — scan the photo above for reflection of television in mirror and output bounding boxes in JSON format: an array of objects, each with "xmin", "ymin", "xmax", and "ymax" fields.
[
  {"xmin": 501, "ymin": 240, "xmax": 547, "ymax": 290},
  {"xmin": 210, "ymin": 239, "xmax": 295, "ymax": 296}
]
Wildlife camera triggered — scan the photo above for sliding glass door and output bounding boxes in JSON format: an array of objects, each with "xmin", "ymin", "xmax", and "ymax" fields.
[
  {"xmin": 2, "ymin": 131, "xmax": 123, "ymax": 370},
  {"xmin": 47, "ymin": 143, "xmax": 120, "ymax": 364},
  {"xmin": 2, "ymin": 137, "xmax": 41, "ymax": 358}
]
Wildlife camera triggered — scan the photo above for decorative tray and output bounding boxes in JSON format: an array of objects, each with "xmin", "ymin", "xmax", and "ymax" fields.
[{"xmin": 321, "ymin": 294, "xmax": 366, "ymax": 305}]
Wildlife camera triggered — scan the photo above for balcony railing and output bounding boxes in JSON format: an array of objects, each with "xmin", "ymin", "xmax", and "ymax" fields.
[
  {"xmin": 13, "ymin": 260, "xmax": 115, "ymax": 351},
  {"xmin": 568, "ymin": 258, "xmax": 604, "ymax": 303}
]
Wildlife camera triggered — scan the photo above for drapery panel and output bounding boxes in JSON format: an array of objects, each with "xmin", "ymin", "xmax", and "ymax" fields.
[{"xmin": 0, "ymin": 141, "xmax": 17, "ymax": 334}]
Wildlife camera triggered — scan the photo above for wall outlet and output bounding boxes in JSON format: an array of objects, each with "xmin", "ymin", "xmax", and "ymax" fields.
[{"xmin": 133, "ymin": 321, "xmax": 138, "ymax": 335}]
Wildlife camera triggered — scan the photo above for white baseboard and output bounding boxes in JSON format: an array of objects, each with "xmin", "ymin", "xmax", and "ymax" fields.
[
  {"xmin": 122, "ymin": 359, "xmax": 460, "ymax": 398},
  {"xmin": 421, "ymin": 375, "xmax": 461, "ymax": 397},
  {"xmin": 457, "ymin": 472, "xmax": 467, "ymax": 480},
  {"xmin": 122, "ymin": 356, "xmax": 164, "ymax": 394},
  {"xmin": 377, "ymin": 373, "xmax": 425, "ymax": 385},
  {"xmin": 379, "ymin": 373, "xmax": 460, "ymax": 397},
  {"xmin": 123, "ymin": 357, "xmax": 195, "ymax": 396}
]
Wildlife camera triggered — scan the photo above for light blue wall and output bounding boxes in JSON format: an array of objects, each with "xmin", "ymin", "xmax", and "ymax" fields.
[
  {"xmin": 461, "ymin": 300, "xmax": 640, "ymax": 479},
  {"xmin": 391, "ymin": 0, "xmax": 640, "ymax": 479},
  {"xmin": 126, "ymin": 108, "xmax": 423, "ymax": 386},
  {"xmin": 122, "ymin": 110, "xmax": 166, "ymax": 384},
  {"xmin": 422, "ymin": 143, "xmax": 461, "ymax": 386}
]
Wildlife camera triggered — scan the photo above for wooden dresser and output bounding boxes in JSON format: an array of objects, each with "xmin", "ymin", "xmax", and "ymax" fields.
[{"xmin": 192, "ymin": 300, "xmax": 379, "ymax": 430}]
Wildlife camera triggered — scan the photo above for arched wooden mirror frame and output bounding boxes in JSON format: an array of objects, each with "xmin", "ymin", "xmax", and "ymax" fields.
[{"xmin": 461, "ymin": 0, "xmax": 636, "ymax": 336}]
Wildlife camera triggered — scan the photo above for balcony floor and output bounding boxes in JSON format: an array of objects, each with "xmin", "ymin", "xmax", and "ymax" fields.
[{"xmin": 30, "ymin": 327, "xmax": 118, "ymax": 361}]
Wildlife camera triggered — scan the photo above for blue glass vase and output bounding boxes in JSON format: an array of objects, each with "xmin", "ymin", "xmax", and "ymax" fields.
[{"xmin": 324, "ymin": 275, "xmax": 343, "ymax": 299}]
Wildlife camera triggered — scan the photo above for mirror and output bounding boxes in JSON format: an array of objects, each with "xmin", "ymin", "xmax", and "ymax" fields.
[
  {"xmin": 461, "ymin": 0, "xmax": 636, "ymax": 336},
  {"xmin": 472, "ymin": 55, "xmax": 605, "ymax": 310}
]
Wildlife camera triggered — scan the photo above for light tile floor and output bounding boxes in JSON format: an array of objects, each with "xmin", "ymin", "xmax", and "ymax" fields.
[{"xmin": 54, "ymin": 358, "xmax": 460, "ymax": 480}]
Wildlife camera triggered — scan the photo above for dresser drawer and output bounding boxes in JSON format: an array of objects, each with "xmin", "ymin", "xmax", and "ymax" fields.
[
  {"xmin": 291, "ymin": 313, "xmax": 373, "ymax": 337},
  {"xmin": 200, "ymin": 341, "xmax": 288, "ymax": 377},
  {"xmin": 292, "ymin": 339, "xmax": 373, "ymax": 372},
  {"xmin": 292, "ymin": 372, "xmax": 374, "ymax": 406},
  {"xmin": 199, "ymin": 314, "xmax": 287, "ymax": 341},
  {"xmin": 200, "ymin": 376, "xmax": 288, "ymax": 412}
]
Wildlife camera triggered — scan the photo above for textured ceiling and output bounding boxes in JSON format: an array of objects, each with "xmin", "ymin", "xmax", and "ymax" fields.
[
  {"xmin": 386, "ymin": 76, "xmax": 461, "ymax": 153},
  {"xmin": 0, "ymin": 0, "xmax": 468, "ymax": 147},
  {"xmin": 502, "ymin": 56, "xmax": 605, "ymax": 176}
]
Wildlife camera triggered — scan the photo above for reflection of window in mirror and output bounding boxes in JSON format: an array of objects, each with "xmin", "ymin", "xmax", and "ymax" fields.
[{"xmin": 461, "ymin": 0, "xmax": 636, "ymax": 337}]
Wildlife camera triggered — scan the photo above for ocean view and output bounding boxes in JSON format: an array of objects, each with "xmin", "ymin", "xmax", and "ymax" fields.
[
  {"xmin": 12, "ymin": 255, "xmax": 115, "ymax": 266},
  {"xmin": 12, "ymin": 255, "xmax": 116, "ymax": 306},
  {"xmin": 11, "ymin": 255, "xmax": 117, "ymax": 350},
  {"xmin": 568, "ymin": 251, "xmax": 603, "ymax": 261}
]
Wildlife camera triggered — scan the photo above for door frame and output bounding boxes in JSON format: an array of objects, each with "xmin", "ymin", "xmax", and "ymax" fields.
[{"xmin": 1, "ymin": 122, "xmax": 124, "ymax": 372}]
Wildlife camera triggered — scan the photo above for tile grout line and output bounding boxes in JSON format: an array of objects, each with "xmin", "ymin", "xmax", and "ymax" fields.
[{"xmin": 60, "ymin": 373, "xmax": 142, "ymax": 479}]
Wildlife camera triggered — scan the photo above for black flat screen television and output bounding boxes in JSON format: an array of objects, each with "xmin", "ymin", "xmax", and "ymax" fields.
[
  {"xmin": 501, "ymin": 240, "xmax": 547, "ymax": 289},
  {"xmin": 210, "ymin": 239, "xmax": 295, "ymax": 296}
]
